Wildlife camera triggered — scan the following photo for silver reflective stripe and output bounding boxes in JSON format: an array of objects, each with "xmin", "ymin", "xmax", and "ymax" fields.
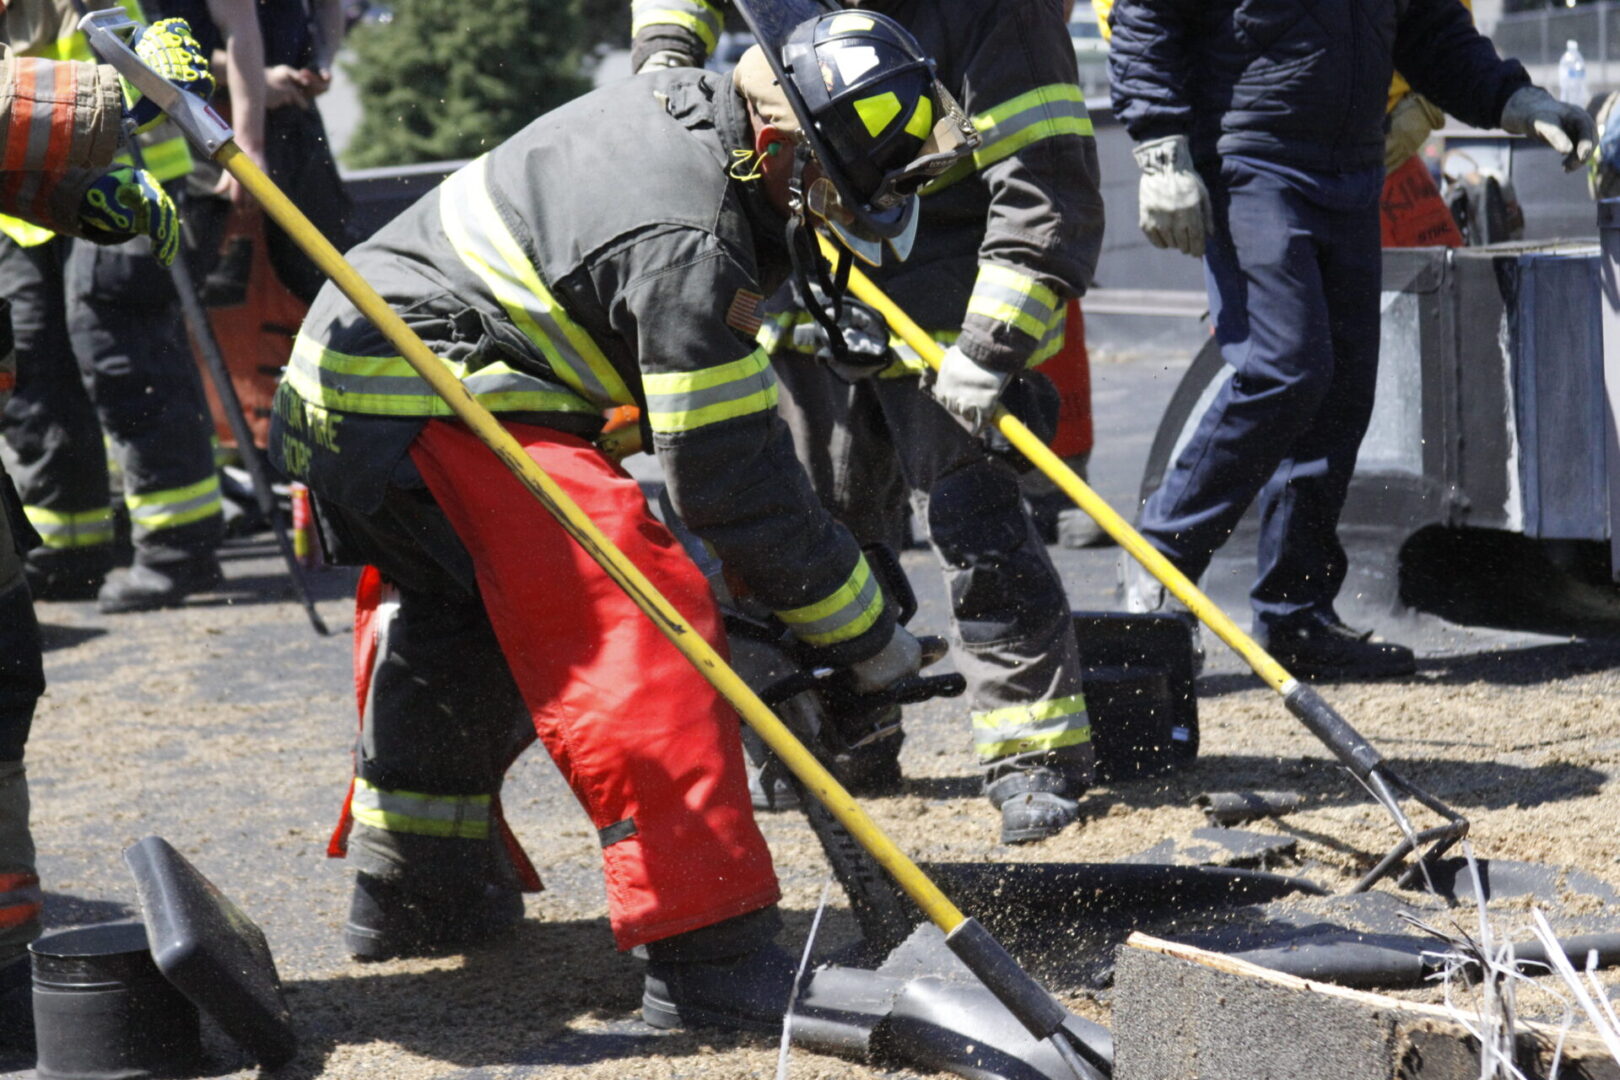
[
  {"xmin": 351, "ymin": 777, "xmax": 491, "ymax": 840},
  {"xmin": 440, "ymin": 157, "xmax": 632, "ymax": 408}
]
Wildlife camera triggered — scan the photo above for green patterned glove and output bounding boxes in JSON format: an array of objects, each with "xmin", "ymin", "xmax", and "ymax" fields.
[
  {"xmin": 124, "ymin": 18, "xmax": 215, "ymax": 134},
  {"xmin": 77, "ymin": 166, "xmax": 180, "ymax": 267}
]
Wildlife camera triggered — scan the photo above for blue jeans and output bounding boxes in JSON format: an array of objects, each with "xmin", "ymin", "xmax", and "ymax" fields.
[{"xmin": 1138, "ymin": 155, "xmax": 1383, "ymax": 630}]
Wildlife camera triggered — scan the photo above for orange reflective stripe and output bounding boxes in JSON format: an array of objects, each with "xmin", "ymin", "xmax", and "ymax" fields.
[
  {"xmin": 0, "ymin": 873, "xmax": 38, "ymax": 891},
  {"xmin": 2, "ymin": 61, "xmax": 37, "ymax": 174},
  {"xmin": 0, "ymin": 902, "xmax": 42, "ymax": 929}
]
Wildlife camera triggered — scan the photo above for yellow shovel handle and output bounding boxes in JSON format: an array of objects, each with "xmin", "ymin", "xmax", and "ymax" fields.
[
  {"xmin": 817, "ymin": 233, "xmax": 1295, "ymax": 694},
  {"xmin": 219, "ymin": 144, "xmax": 970, "ymax": 933}
]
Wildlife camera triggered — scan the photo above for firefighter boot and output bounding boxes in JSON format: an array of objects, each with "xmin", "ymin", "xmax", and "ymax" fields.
[
  {"xmin": 641, "ymin": 906, "xmax": 796, "ymax": 1033},
  {"xmin": 987, "ymin": 764, "xmax": 1085, "ymax": 845},
  {"xmin": 0, "ymin": 763, "xmax": 36, "ymax": 1052},
  {"xmin": 24, "ymin": 547, "xmax": 112, "ymax": 602},
  {"xmin": 344, "ymin": 871, "xmax": 523, "ymax": 962},
  {"xmin": 97, "ymin": 555, "xmax": 224, "ymax": 615}
]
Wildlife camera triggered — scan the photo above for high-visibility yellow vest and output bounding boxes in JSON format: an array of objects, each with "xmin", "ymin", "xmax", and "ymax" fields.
[{"xmin": 0, "ymin": 0, "xmax": 193, "ymax": 247}]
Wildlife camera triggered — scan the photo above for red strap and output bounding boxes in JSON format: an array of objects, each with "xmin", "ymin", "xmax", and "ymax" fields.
[
  {"xmin": 327, "ymin": 566, "xmax": 386, "ymax": 859},
  {"xmin": 1044, "ymin": 300, "xmax": 1094, "ymax": 459}
]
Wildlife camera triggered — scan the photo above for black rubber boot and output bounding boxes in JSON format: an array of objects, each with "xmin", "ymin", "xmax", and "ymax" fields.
[
  {"xmin": 0, "ymin": 956, "xmax": 32, "ymax": 1052},
  {"xmin": 24, "ymin": 548, "xmax": 111, "ymax": 602},
  {"xmin": 641, "ymin": 907, "xmax": 794, "ymax": 1033},
  {"xmin": 988, "ymin": 766, "xmax": 1083, "ymax": 845},
  {"xmin": 97, "ymin": 557, "xmax": 224, "ymax": 614},
  {"xmin": 1259, "ymin": 613, "xmax": 1416, "ymax": 682},
  {"xmin": 344, "ymin": 871, "xmax": 523, "ymax": 961}
]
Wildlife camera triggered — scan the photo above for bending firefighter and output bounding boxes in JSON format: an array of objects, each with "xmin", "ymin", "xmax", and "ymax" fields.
[
  {"xmin": 272, "ymin": 3, "xmax": 973, "ymax": 1032},
  {"xmin": 0, "ymin": 11, "xmax": 211, "ymax": 1044},
  {"xmin": 630, "ymin": 0, "xmax": 1107, "ymax": 844}
]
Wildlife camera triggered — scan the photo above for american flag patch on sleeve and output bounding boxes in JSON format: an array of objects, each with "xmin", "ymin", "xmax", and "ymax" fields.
[{"xmin": 725, "ymin": 288, "xmax": 764, "ymax": 337}]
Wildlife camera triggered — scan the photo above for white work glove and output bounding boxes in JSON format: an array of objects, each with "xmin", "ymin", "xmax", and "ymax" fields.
[
  {"xmin": 1384, "ymin": 93, "xmax": 1446, "ymax": 171},
  {"xmin": 850, "ymin": 624, "xmax": 923, "ymax": 695},
  {"xmin": 1132, "ymin": 134, "xmax": 1213, "ymax": 257},
  {"xmin": 1500, "ymin": 85, "xmax": 1597, "ymax": 171},
  {"xmin": 925, "ymin": 345, "xmax": 1010, "ymax": 435},
  {"xmin": 636, "ymin": 48, "xmax": 694, "ymax": 73}
]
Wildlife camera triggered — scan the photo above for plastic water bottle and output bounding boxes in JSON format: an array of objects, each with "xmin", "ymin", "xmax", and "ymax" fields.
[{"xmin": 1560, "ymin": 40, "xmax": 1588, "ymax": 106}]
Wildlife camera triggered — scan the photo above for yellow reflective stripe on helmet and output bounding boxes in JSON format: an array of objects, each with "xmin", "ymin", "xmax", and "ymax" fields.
[
  {"xmin": 972, "ymin": 692, "xmax": 1091, "ymax": 760},
  {"xmin": 630, "ymin": 0, "xmax": 723, "ymax": 51},
  {"xmin": 827, "ymin": 13, "xmax": 876, "ymax": 34},
  {"xmin": 288, "ymin": 333, "xmax": 597, "ymax": 418},
  {"xmin": 775, "ymin": 553, "xmax": 884, "ymax": 647},
  {"xmin": 854, "ymin": 91, "xmax": 903, "ymax": 138},
  {"xmin": 23, "ymin": 505, "xmax": 114, "ymax": 549},
  {"xmin": 125, "ymin": 474, "xmax": 222, "ymax": 533},
  {"xmin": 643, "ymin": 347, "xmax": 779, "ymax": 433},
  {"xmin": 440, "ymin": 158, "xmax": 633, "ymax": 409},
  {"xmin": 967, "ymin": 264, "xmax": 1061, "ymax": 340},
  {"xmin": 351, "ymin": 778, "xmax": 491, "ymax": 840},
  {"xmin": 923, "ymin": 83, "xmax": 1094, "ymax": 195}
]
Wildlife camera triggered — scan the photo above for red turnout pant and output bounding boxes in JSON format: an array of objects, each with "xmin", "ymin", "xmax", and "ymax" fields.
[{"xmin": 341, "ymin": 420, "xmax": 779, "ymax": 950}]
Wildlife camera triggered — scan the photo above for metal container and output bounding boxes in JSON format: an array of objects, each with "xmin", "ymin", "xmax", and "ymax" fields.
[{"xmin": 30, "ymin": 921, "xmax": 200, "ymax": 1080}]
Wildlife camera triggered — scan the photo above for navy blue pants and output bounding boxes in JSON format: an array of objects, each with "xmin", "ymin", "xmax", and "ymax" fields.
[{"xmin": 1138, "ymin": 156, "xmax": 1383, "ymax": 630}]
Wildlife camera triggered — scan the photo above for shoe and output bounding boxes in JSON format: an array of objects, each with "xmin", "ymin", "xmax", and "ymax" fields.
[
  {"xmin": 1054, "ymin": 507, "xmax": 1112, "ymax": 549},
  {"xmin": 746, "ymin": 757, "xmax": 802, "ymax": 812},
  {"xmin": 0, "ymin": 957, "xmax": 31, "ymax": 1053},
  {"xmin": 24, "ymin": 550, "xmax": 111, "ymax": 602},
  {"xmin": 97, "ymin": 557, "xmax": 224, "ymax": 614},
  {"xmin": 1120, "ymin": 552, "xmax": 1206, "ymax": 676},
  {"xmin": 987, "ymin": 768, "xmax": 1083, "ymax": 845},
  {"xmin": 344, "ymin": 871, "xmax": 523, "ymax": 961},
  {"xmin": 642, "ymin": 941, "xmax": 797, "ymax": 1033},
  {"xmin": 1259, "ymin": 614, "xmax": 1416, "ymax": 682}
]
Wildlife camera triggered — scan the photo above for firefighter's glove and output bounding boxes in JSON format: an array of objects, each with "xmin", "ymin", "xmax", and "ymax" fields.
[
  {"xmin": 1133, "ymin": 134, "xmax": 1212, "ymax": 257},
  {"xmin": 77, "ymin": 167, "xmax": 180, "ymax": 267},
  {"xmin": 1500, "ymin": 85, "xmax": 1597, "ymax": 171},
  {"xmin": 850, "ymin": 624, "xmax": 923, "ymax": 696},
  {"xmin": 791, "ymin": 289, "xmax": 893, "ymax": 382},
  {"xmin": 123, "ymin": 18, "xmax": 215, "ymax": 134},
  {"xmin": 631, "ymin": 25, "xmax": 706, "ymax": 73},
  {"xmin": 925, "ymin": 345, "xmax": 1009, "ymax": 436},
  {"xmin": 1384, "ymin": 93, "xmax": 1445, "ymax": 171}
]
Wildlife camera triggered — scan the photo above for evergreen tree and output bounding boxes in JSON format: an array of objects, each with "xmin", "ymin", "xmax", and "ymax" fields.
[{"xmin": 343, "ymin": 0, "xmax": 593, "ymax": 168}]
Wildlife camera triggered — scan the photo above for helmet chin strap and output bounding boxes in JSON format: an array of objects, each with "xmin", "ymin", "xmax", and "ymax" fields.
[{"xmin": 784, "ymin": 146, "xmax": 854, "ymax": 366}]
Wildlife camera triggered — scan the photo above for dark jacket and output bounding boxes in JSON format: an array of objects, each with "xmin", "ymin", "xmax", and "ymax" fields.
[
  {"xmin": 271, "ymin": 70, "xmax": 896, "ymax": 665},
  {"xmin": 1108, "ymin": 0, "xmax": 1530, "ymax": 172}
]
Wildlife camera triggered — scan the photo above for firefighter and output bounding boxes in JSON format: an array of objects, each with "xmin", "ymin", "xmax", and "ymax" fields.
[
  {"xmin": 0, "ymin": 1, "xmax": 225, "ymax": 613},
  {"xmin": 630, "ymin": 0, "xmax": 1107, "ymax": 845},
  {"xmin": 272, "ymin": 6, "xmax": 973, "ymax": 1032},
  {"xmin": 0, "ymin": 14, "xmax": 210, "ymax": 1042}
]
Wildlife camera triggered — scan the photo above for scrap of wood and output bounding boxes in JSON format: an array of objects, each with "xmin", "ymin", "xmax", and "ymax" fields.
[{"xmin": 1114, "ymin": 932, "xmax": 1620, "ymax": 1080}]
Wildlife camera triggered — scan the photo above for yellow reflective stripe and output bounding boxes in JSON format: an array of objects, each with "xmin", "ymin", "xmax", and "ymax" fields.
[
  {"xmin": 630, "ymin": 0, "xmax": 723, "ymax": 51},
  {"xmin": 775, "ymin": 554, "xmax": 885, "ymax": 647},
  {"xmin": 440, "ymin": 158, "xmax": 632, "ymax": 408},
  {"xmin": 972, "ymin": 692, "xmax": 1091, "ymax": 760},
  {"xmin": 975, "ymin": 727, "xmax": 1094, "ymax": 761},
  {"xmin": 24, "ymin": 505, "xmax": 114, "ymax": 549},
  {"xmin": 0, "ymin": 216, "xmax": 57, "ymax": 247},
  {"xmin": 923, "ymin": 83, "xmax": 1094, "ymax": 195},
  {"xmin": 288, "ymin": 333, "xmax": 597, "ymax": 418},
  {"xmin": 1028, "ymin": 309, "xmax": 1066, "ymax": 368},
  {"xmin": 115, "ymin": 134, "xmax": 193, "ymax": 182},
  {"xmin": 125, "ymin": 474, "xmax": 221, "ymax": 532},
  {"xmin": 972, "ymin": 691, "xmax": 1090, "ymax": 732},
  {"xmin": 854, "ymin": 91, "xmax": 902, "ymax": 138},
  {"xmin": 351, "ymin": 778, "xmax": 491, "ymax": 840},
  {"xmin": 644, "ymin": 347, "xmax": 779, "ymax": 433},
  {"xmin": 24, "ymin": 0, "xmax": 143, "ymax": 61}
]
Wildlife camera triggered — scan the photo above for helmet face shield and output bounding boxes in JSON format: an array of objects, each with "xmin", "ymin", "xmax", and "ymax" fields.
[{"xmin": 808, "ymin": 176, "xmax": 918, "ymax": 264}]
